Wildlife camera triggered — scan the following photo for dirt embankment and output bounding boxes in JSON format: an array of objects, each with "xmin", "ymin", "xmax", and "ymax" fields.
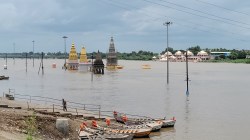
[{"xmin": 0, "ymin": 98, "xmax": 89, "ymax": 140}]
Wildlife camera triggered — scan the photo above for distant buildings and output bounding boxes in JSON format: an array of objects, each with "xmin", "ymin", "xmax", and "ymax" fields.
[
  {"xmin": 159, "ymin": 50, "xmax": 210, "ymax": 62},
  {"xmin": 65, "ymin": 37, "xmax": 119, "ymax": 73}
]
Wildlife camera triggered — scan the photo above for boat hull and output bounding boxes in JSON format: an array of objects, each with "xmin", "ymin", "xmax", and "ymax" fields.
[{"xmin": 161, "ymin": 120, "xmax": 176, "ymax": 128}]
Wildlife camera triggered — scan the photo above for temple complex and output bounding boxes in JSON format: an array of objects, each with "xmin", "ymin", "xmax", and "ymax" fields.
[
  {"xmin": 106, "ymin": 37, "xmax": 118, "ymax": 69},
  {"xmin": 93, "ymin": 50, "xmax": 104, "ymax": 74},
  {"xmin": 79, "ymin": 46, "xmax": 91, "ymax": 72},
  {"xmin": 67, "ymin": 43, "xmax": 79, "ymax": 70},
  {"xmin": 159, "ymin": 50, "xmax": 210, "ymax": 62}
]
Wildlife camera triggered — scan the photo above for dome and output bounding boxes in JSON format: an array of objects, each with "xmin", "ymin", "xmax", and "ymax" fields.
[
  {"xmin": 164, "ymin": 51, "xmax": 173, "ymax": 56},
  {"xmin": 175, "ymin": 51, "xmax": 183, "ymax": 56},
  {"xmin": 184, "ymin": 51, "xmax": 194, "ymax": 56},
  {"xmin": 170, "ymin": 55, "xmax": 176, "ymax": 59},
  {"xmin": 197, "ymin": 50, "xmax": 208, "ymax": 56}
]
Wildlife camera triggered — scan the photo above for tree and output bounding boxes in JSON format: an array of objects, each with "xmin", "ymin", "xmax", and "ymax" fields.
[
  {"xmin": 188, "ymin": 45, "xmax": 201, "ymax": 55},
  {"xmin": 229, "ymin": 51, "xmax": 238, "ymax": 60}
]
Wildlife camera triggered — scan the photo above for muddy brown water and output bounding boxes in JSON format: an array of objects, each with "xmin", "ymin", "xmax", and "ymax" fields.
[{"xmin": 1, "ymin": 59, "xmax": 250, "ymax": 140}]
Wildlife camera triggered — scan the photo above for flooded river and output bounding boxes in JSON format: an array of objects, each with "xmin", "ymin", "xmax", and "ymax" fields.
[{"xmin": 1, "ymin": 58, "xmax": 250, "ymax": 140}]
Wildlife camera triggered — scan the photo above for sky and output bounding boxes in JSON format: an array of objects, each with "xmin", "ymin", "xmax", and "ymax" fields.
[{"xmin": 0, "ymin": 0, "xmax": 250, "ymax": 53}]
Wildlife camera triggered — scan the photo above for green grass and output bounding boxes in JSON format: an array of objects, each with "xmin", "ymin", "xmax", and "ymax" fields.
[{"xmin": 204, "ymin": 59, "xmax": 250, "ymax": 64}]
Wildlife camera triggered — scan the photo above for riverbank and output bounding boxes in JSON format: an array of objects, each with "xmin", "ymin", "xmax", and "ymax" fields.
[
  {"xmin": 0, "ymin": 97, "xmax": 105, "ymax": 140},
  {"xmin": 203, "ymin": 58, "xmax": 250, "ymax": 64}
]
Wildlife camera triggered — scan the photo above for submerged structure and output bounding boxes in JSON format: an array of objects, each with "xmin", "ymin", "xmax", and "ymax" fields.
[
  {"xmin": 78, "ymin": 46, "xmax": 91, "ymax": 72},
  {"xmin": 67, "ymin": 43, "xmax": 79, "ymax": 70},
  {"xmin": 106, "ymin": 37, "xmax": 118, "ymax": 69},
  {"xmin": 93, "ymin": 50, "xmax": 104, "ymax": 74}
]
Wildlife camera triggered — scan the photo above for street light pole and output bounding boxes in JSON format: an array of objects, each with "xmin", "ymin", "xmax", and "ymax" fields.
[
  {"xmin": 62, "ymin": 36, "xmax": 68, "ymax": 69},
  {"xmin": 32, "ymin": 40, "xmax": 35, "ymax": 67},
  {"xmin": 163, "ymin": 21, "xmax": 172, "ymax": 84}
]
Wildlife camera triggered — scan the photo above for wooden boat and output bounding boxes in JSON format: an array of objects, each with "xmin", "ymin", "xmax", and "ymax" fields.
[
  {"xmin": 113, "ymin": 111, "xmax": 176, "ymax": 128},
  {"xmin": 79, "ymin": 123, "xmax": 133, "ymax": 140},
  {"xmin": 96, "ymin": 125, "xmax": 151, "ymax": 138},
  {"xmin": 130, "ymin": 117, "xmax": 176, "ymax": 128},
  {"xmin": 142, "ymin": 64, "xmax": 151, "ymax": 69},
  {"xmin": 0, "ymin": 75, "xmax": 9, "ymax": 80},
  {"xmin": 91, "ymin": 120, "xmax": 151, "ymax": 138},
  {"xmin": 116, "ymin": 65, "xmax": 123, "ymax": 69},
  {"xmin": 78, "ymin": 130, "xmax": 106, "ymax": 140}
]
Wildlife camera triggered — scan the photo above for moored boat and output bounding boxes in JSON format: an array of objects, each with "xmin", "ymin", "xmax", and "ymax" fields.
[
  {"xmin": 97, "ymin": 125, "xmax": 151, "ymax": 138},
  {"xmin": 79, "ymin": 122, "xmax": 133, "ymax": 140},
  {"xmin": 0, "ymin": 75, "xmax": 9, "ymax": 80},
  {"xmin": 113, "ymin": 111, "xmax": 176, "ymax": 128},
  {"xmin": 142, "ymin": 64, "xmax": 151, "ymax": 69},
  {"xmin": 91, "ymin": 120, "xmax": 151, "ymax": 138},
  {"xmin": 116, "ymin": 65, "xmax": 123, "ymax": 69}
]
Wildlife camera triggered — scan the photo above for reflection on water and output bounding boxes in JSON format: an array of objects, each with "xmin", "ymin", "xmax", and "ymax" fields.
[
  {"xmin": 184, "ymin": 97, "xmax": 190, "ymax": 140},
  {"xmin": 1, "ymin": 59, "xmax": 250, "ymax": 140}
]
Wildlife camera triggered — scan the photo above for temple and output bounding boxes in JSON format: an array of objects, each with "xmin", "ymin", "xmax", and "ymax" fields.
[
  {"xmin": 106, "ymin": 37, "xmax": 118, "ymax": 69},
  {"xmin": 93, "ymin": 50, "xmax": 104, "ymax": 74},
  {"xmin": 78, "ymin": 46, "xmax": 91, "ymax": 72},
  {"xmin": 67, "ymin": 43, "xmax": 79, "ymax": 70}
]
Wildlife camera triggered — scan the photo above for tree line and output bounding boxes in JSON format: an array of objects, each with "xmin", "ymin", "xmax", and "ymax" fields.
[{"xmin": 0, "ymin": 46, "xmax": 249, "ymax": 60}]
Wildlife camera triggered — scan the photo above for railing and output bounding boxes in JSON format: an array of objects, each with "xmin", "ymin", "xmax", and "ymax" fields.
[{"xmin": 2, "ymin": 91, "xmax": 102, "ymax": 118}]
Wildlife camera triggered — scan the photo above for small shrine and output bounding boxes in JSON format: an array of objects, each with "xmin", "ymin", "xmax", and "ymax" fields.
[
  {"xmin": 67, "ymin": 43, "xmax": 79, "ymax": 70},
  {"xmin": 79, "ymin": 46, "xmax": 91, "ymax": 72},
  {"xmin": 106, "ymin": 37, "xmax": 118, "ymax": 69},
  {"xmin": 93, "ymin": 50, "xmax": 104, "ymax": 74}
]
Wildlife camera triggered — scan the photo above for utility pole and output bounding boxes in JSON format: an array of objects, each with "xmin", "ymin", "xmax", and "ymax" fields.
[
  {"xmin": 13, "ymin": 43, "xmax": 15, "ymax": 64},
  {"xmin": 91, "ymin": 53, "xmax": 94, "ymax": 82},
  {"xmin": 32, "ymin": 40, "xmax": 35, "ymax": 67},
  {"xmin": 26, "ymin": 53, "xmax": 28, "ymax": 72},
  {"xmin": 62, "ymin": 36, "xmax": 68, "ymax": 70},
  {"xmin": 163, "ymin": 21, "xmax": 172, "ymax": 84},
  {"xmin": 4, "ymin": 53, "xmax": 7, "ymax": 69},
  {"xmin": 186, "ymin": 49, "xmax": 189, "ymax": 96}
]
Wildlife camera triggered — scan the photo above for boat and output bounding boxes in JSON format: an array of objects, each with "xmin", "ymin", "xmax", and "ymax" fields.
[
  {"xmin": 96, "ymin": 125, "xmax": 151, "ymax": 138},
  {"xmin": 116, "ymin": 65, "xmax": 123, "ymax": 69},
  {"xmin": 78, "ymin": 130, "xmax": 106, "ymax": 140},
  {"xmin": 113, "ymin": 111, "xmax": 176, "ymax": 128},
  {"xmin": 91, "ymin": 120, "xmax": 151, "ymax": 138},
  {"xmin": 79, "ymin": 122, "xmax": 134, "ymax": 140},
  {"xmin": 113, "ymin": 112, "xmax": 162, "ymax": 132},
  {"xmin": 142, "ymin": 64, "xmax": 151, "ymax": 69},
  {"xmin": 0, "ymin": 75, "xmax": 9, "ymax": 80}
]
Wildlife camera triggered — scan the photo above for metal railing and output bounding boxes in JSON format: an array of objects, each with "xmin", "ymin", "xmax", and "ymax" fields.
[{"xmin": 2, "ymin": 91, "xmax": 102, "ymax": 118}]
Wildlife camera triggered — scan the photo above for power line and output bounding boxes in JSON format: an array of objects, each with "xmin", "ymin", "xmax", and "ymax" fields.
[
  {"xmin": 142, "ymin": 0, "xmax": 250, "ymax": 30},
  {"xmin": 157, "ymin": 0, "xmax": 250, "ymax": 26},
  {"xmin": 107, "ymin": 0, "xmax": 247, "ymax": 37},
  {"xmin": 195, "ymin": 0, "xmax": 250, "ymax": 16},
  {"xmin": 99, "ymin": 0, "xmax": 250, "ymax": 42}
]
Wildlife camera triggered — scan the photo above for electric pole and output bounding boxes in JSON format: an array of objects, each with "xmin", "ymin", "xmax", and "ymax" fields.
[
  {"xmin": 163, "ymin": 21, "xmax": 172, "ymax": 84},
  {"xmin": 62, "ymin": 36, "xmax": 68, "ymax": 70},
  {"xmin": 32, "ymin": 40, "xmax": 35, "ymax": 67}
]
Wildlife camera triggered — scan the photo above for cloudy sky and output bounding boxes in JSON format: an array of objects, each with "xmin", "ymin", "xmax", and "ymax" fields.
[{"xmin": 0, "ymin": 0, "xmax": 250, "ymax": 53}]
